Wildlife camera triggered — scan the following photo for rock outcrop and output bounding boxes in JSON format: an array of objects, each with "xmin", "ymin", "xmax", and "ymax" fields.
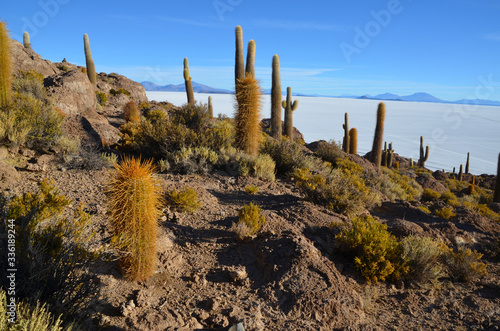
[{"xmin": 10, "ymin": 39, "xmax": 58, "ymax": 77}]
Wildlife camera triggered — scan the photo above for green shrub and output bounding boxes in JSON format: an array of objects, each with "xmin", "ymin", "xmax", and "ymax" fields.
[
  {"xmin": 261, "ymin": 136, "xmax": 320, "ymax": 175},
  {"xmin": 441, "ymin": 247, "xmax": 487, "ymax": 282},
  {"xmin": 422, "ymin": 188, "xmax": 441, "ymax": 200},
  {"xmin": 440, "ymin": 190, "xmax": 461, "ymax": 207},
  {"xmin": 168, "ymin": 146, "xmax": 219, "ymax": 175},
  {"xmin": 95, "ymin": 91, "xmax": 107, "ymax": 106},
  {"xmin": 172, "ymin": 102, "xmax": 210, "ymax": 130},
  {"xmin": 336, "ymin": 215, "xmax": 408, "ymax": 283},
  {"xmin": 315, "ymin": 140, "xmax": 343, "ymax": 164},
  {"xmin": 13, "ymin": 70, "xmax": 46, "ymax": 101},
  {"xmin": 168, "ymin": 187, "xmax": 201, "ymax": 213},
  {"xmin": 434, "ymin": 206, "xmax": 456, "ymax": 219},
  {"xmin": 294, "ymin": 167, "xmax": 380, "ymax": 217},
  {"xmin": 145, "ymin": 108, "xmax": 167, "ymax": 123},
  {"xmin": 0, "ymin": 180, "xmax": 100, "ymax": 322},
  {"xmin": 218, "ymin": 147, "xmax": 275, "ymax": 181},
  {"xmin": 57, "ymin": 64, "xmax": 68, "ymax": 72},
  {"xmin": 236, "ymin": 202, "xmax": 265, "ymax": 238},
  {"xmin": 110, "ymin": 88, "xmax": 130, "ymax": 96},
  {"xmin": 53, "ymin": 135, "xmax": 80, "ymax": 155},
  {"xmin": 401, "ymin": 236, "xmax": 446, "ymax": 283},
  {"xmin": 0, "ymin": 289, "xmax": 72, "ymax": 330},
  {"xmin": 417, "ymin": 206, "xmax": 431, "ymax": 214}
]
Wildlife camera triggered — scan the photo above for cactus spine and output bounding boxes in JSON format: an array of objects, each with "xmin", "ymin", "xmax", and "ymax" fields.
[
  {"xmin": 370, "ymin": 102, "xmax": 386, "ymax": 168},
  {"xmin": 271, "ymin": 54, "xmax": 282, "ymax": 139},
  {"xmin": 465, "ymin": 152, "xmax": 470, "ymax": 175},
  {"xmin": 349, "ymin": 128, "xmax": 358, "ymax": 154},
  {"xmin": 282, "ymin": 87, "xmax": 299, "ymax": 140},
  {"xmin": 208, "ymin": 96, "xmax": 213, "ymax": 118},
  {"xmin": 235, "ymin": 26, "xmax": 245, "ymax": 91},
  {"xmin": 234, "ymin": 75, "xmax": 262, "ymax": 156},
  {"xmin": 83, "ymin": 33, "xmax": 96, "ymax": 85},
  {"xmin": 0, "ymin": 21, "xmax": 11, "ymax": 108},
  {"xmin": 494, "ymin": 153, "xmax": 500, "ymax": 203},
  {"xmin": 418, "ymin": 136, "xmax": 430, "ymax": 167},
  {"xmin": 343, "ymin": 112, "xmax": 350, "ymax": 153},
  {"xmin": 245, "ymin": 40, "xmax": 256, "ymax": 78},
  {"xmin": 183, "ymin": 57, "xmax": 195, "ymax": 105},
  {"xmin": 23, "ymin": 31, "xmax": 31, "ymax": 49},
  {"xmin": 106, "ymin": 157, "xmax": 162, "ymax": 281}
]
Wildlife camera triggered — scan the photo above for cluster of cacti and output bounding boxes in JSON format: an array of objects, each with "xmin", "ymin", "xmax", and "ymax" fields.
[
  {"xmin": 349, "ymin": 128, "xmax": 358, "ymax": 154},
  {"xmin": 23, "ymin": 31, "xmax": 31, "ymax": 49},
  {"xmin": 234, "ymin": 26, "xmax": 261, "ymax": 156},
  {"xmin": 282, "ymin": 87, "xmax": 299, "ymax": 140},
  {"xmin": 370, "ymin": 102, "xmax": 386, "ymax": 168},
  {"xmin": 271, "ymin": 54, "xmax": 282, "ymax": 139},
  {"xmin": 208, "ymin": 95, "xmax": 213, "ymax": 117},
  {"xmin": 83, "ymin": 33, "xmax": 96, "ymax": 85},
  {"xmin": 106, "ymin": 157, "xmax": 162, "ymax": 280},
  {"xmin": 0, "ymin": 21, "xmax": 11, "ymax": 108},
  {"xmin": 465, "ymin": 152, "xmax": 470, "ymax": 175},
  {"xmin": 234, "ymin": 75, "xmax": 262, "ymax": 156},
  {"xmin": 184, "ymin": 57, "xmax": 195, "ymax": 105},
  {"xmin": 494, "ymin": 153, "xmax": 500, "ymax": 203},
  {"xmin": 418, "ymin": 136, "xmax": 429, "ymax": 167},
  {"xmin": 382, "ymin": 142, "xmax": 394, "ymax": 168},
  {"xmin": 342, "ymin": 112, "xmax": 350, "ymax": 153}
]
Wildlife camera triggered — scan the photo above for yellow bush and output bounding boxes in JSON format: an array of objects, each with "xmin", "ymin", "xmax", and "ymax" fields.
[
  {"xmin": 435, "ymin": 206, "xmax": 456, "ymax": 220},
  {"xmin": 245, "ymin": 185, "xmax": 258, "ymax": 194},
  {"xmin": 336, "ymin": 215, "xmax": 408, "ymax": 283},
  {"xmin": 422, "ymin": 188, "xmax": 441, "ymax": 200},
  {"xmin": 237, "ymin": 202, "xmax": 265, "ymax": 237},
  {"xmin": 168, "ymin": 186, "xmax": 201, "ymax": 213},
  {"xmin": 441, "ymin": 247, "xmax": 487, "ymax": 282},
  {"xmin": 440, "ymin": 190, "xmax": 461, "ymax": 207}
]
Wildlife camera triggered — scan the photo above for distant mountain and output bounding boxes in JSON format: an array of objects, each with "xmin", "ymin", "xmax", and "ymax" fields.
[
  {"xmin": 142, "ymin": 82, "xmax": 500, "ymax": 107},
  {"xmin": 141, "ymin": 81, "xmax": 232, "ymax": 94}
]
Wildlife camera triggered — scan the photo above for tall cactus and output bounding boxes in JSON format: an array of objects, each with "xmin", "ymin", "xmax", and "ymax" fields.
[
  {"xmin": 418, "ymin": 136, "xmax": 429, "ymax": 167},
  {"xmin": 370, "ymin": 102, "xmax": 386, "ymax": 168},
  {"xmin": 465, "ymin": 152, "xmax": 470, "ymax": 175},
  {"xmin": 208, "ymin": 95, "xmax": 213, "ymax": 118},
  {"xmin": 349, "ymin": 128, "xmax": 358, "ymax": 154},
  {"xmin": 245, "ymin": 40, "xmax": 256, "ymax": 78},
  {"xmin": 342, "ymin": 112, "xmax": 350, "ymax": 153},
  {"xmin": 106, "ymin": 157, "xmax": 162, "ymax": 281},
  {"xmin": 271, "ymin": 54, "xmax": 282, "ymax": 139},
  {"xmin": 235, "ymin": 26, "xmax": 245, "ymax": 90},
  {"xmin": 183, "ymin": 57, "xmax": 195, "ymax": 105},
  {"xmin": 235, "ymin": 75, "xmax": 262, "ymax": 156},
  {"xmin": 494, "ymin": 153, "xmax": 500, "ymax": 203},
  {"xmin": 83, "ymin": 33, "xmax": 96, "ymax": 85},
  {"xmin": 458, "ymin": 164, "xmax": 463, "ymax": 181},
  {"xmin": 282, "ymin": 87, "xmax": 299, "ymax": 140},
  {"xmin": 0, "ymin": 21, "xmax": 11, "ymax": 108},
  {"xmin": 23, "ymin": 31, "xmax": 31, "ymax": 49}
]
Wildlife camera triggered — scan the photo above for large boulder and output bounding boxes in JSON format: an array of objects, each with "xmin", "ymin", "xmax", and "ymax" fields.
[
  {"xmin": 44, "ymin": 69, "xmax": 97, "ymax": 116},
  {"xmin": 10, "ymin": 39, "xmax": 58, "ymax": 77},
  {"xmin": 97, "ymin": 72, "xmax": 148, "ymax": 117}
]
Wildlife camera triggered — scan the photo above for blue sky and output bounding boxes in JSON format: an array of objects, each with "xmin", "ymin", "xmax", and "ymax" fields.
[{"xmin": 3, "ymin": 0, "xmax": 500, "ymax": 101}]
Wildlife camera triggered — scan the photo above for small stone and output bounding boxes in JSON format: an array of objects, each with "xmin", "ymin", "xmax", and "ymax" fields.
[{"xmin": 228, "ymin": 322, "xmax": 245, "ymax": 331}]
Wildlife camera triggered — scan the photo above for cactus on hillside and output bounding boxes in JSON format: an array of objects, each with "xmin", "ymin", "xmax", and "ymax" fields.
[
  {"xmin": 245, "ymin": 40, "xmax": 256, "ymax": 78},
  {"xmin": 83, "ymin": 33, "xmax": 96, "ymax": 85},
  {"xmin": 106, "ymin": 157, "xmax": 162, "ymax": 280},
  {"xmin": 465, "ymin": 152, "xmax": 470, "ymax": 175},
  {"xmin": 343, "ymin": 112, "xmax": 350, "ymax": 153},
  {"xmin": 387, "ymin": 142, "xmax": 394, "ymax": 168},
  {"xmin": 349, "ymin": 128, "xmax": 358, "ymax": 154},
  {"xmin": 418, "ymin": 136, "xmax": 430, "ymax": 167},
  {"xmin": 494, "ymin": 153, "xmax": 500, "ymax": 203},
  {"xmin": 370, "ymin": 102, "xmax": 386, "ymax": 168},
  {"xmin": 458, "ymin": 164, "xmax": 463, "ymax": 181},
  {"xmin": 0, "ymin": 21, "xmax": 11, "ymax": 108},
  {"xmin": 234, "ymin": 75, "xmax": 262, "ymax": 156},
  {"xmin": 282, "ymin": 87, "xmax": 299, "ymax": 140},
  {"xmin": 235, "ymin": 26, "xmax": 245, "ymax": 90},
  {"xmin": 183, "ymin": 57, "xmax": 195, "ymax": 105},
  {"xmin": 23, "ymin": 31, "xmax": 31, "ymax": 49},
  {"xmin": 271, "ymin": 54, "xmax": 282, "ymax": 139},
  {"xmin": 208, "ymin": 95, "xmax": 213, "ymax": 118}
]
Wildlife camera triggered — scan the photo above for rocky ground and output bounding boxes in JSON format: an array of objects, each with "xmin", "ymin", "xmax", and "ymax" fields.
[{"xmin": 1, "ymin": 38, "xmax": 499, "ymax": 330}]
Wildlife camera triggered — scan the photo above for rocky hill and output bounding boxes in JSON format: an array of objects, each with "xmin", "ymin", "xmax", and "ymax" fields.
[{"xmin": 1, "ymin": 39, "xmax": 500, "ymax": 331}]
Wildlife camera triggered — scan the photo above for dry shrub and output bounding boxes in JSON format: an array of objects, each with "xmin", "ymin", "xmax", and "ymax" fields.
[
  {"xmin": 401, "ymin": 236, "xmax": 446, "ymax": 283},
  {"xmin": 441, "ymin": 247, "xmax": 487, "ymax": 282},
  {"xmin": 261, "ymin": 136, "xmax": 320, "ymax": 175},
  {"xmin": 236, "ymin": 202, "xmax": 265, "ymax": 239},
  {"xmin": 168, "ymin": 187, "xmax": 201, "ymax": 213}
]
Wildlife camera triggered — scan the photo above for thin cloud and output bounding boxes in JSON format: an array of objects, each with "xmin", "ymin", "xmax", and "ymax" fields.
[
  {"xmin": 253, "ymin": 19, "xmax": 344, "ymax": 31},
  {"xmin": 483, "ymin": 32, "xmax": 500, "ymax": 41},
  {"xmin": 155, "ymin": 16, "xmax": 215, "ymax": 28}
]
